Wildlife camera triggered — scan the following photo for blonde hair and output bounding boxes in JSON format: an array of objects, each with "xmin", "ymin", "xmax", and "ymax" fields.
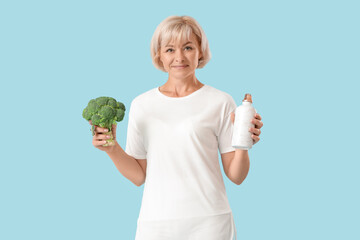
[{"xmin": 150, "ymin": 15, "xmax": 211, "ymax": 72}]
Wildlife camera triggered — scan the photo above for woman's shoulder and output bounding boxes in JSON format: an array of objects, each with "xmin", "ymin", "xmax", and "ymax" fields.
[
  {"xmin": 131, "ymin": 87, "xmax": 158, "ymax": 105},
  {"xmin": 204, "ymin": 84, "xmax": 235, "ymax": 103}
]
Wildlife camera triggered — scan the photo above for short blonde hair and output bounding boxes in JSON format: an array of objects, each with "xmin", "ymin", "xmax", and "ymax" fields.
[{"xmin": 150, "ymin": 15, "xmax": 211, "ymax": 72}]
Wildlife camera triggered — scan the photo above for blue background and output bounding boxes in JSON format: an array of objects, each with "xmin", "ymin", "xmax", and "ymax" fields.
[{"xmin": 1, "ymin": 0, "xmax": 359, "ymax": 239}]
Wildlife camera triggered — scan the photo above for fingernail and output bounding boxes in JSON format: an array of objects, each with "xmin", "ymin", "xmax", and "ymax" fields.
[{"xmin": 104, "ymin": 129, "xmax": 108, "ymax": 132}]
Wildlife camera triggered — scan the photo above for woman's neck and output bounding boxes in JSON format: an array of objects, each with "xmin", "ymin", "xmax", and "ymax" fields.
[{"xmin": 159, "ymin": 75, "xmax": 204, "ymax": 97}]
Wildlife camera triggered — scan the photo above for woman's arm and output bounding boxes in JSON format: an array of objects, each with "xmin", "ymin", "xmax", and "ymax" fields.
[
  {"xmin": 90, "ymin": 121, "xmax": 146, "ymax": 187},
  {"xmin": 106, "ymin": 142, "xmax": 146, "ymax": 187},
  {"xmin": 221, "ymin": 112, "xmax": 263, "ymax": 185},
  {"xmin": 221, "ymin": 150, "xmax": 250, "ymax": 185}
]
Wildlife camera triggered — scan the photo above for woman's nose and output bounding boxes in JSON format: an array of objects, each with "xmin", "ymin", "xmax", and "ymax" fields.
[{"xmin": 175, "ymin": 50, "xmax": 185, "ymax": 62}]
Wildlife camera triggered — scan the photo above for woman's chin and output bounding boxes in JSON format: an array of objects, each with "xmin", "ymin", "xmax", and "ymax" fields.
[{"xmin": 169, "ymin": 68, "xmax": 194, "ymax": 76}]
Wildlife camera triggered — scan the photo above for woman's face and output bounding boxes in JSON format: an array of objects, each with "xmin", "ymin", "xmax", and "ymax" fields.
[{"xmin": 159, "ymin": 33, "xmax": 202, "ymax": 78}]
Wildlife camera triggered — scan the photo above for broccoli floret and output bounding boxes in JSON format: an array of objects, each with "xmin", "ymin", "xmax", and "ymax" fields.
[{"xmin": 82, "ymin": 96, "xmax": 126, "ymax": 147}]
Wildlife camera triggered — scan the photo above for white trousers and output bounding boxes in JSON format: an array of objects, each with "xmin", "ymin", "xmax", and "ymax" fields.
[{"xmin": 135, "ymin": 212, "xmax": 237, "ymax": 240}]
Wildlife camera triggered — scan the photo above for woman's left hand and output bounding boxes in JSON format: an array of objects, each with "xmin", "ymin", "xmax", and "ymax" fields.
[{"xmin": 231, "ymin": 112, "xmax": 263, "ymax": 145}]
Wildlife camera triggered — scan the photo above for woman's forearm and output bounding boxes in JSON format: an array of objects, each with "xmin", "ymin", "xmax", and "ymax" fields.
[
  {"xmin": 228, "ymin": 149, "xmax": 250, "ymax": 185},
  {"xmin": 106, "ymin": 142, "xmax": 145, "ymax": 186}
]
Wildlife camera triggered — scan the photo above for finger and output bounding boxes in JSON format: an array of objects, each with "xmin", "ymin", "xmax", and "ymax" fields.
[
  {"xmin": 230, "ymin": 112, "xmax": 235, "ymax": 124},
  {"xmin": 254, "ymin": 113, "xmax": 262, "ymax": 120},
  {"xmin": 96, "ymin": 133, "xmax": 111, "ymax": 141},
  {"xmin": 251, "ymin": 134, "xmax": 260, "ymax": 144},
  {"xmin": 249, "ymin": 127, "xmax": 261, "ymax": 136},
  {"xmin": 93, "ymin": 133, "xmax": 110, "ymax": 145},
  {"xmin": 89, "ymin": 120, "xmax": 92, "ymax": 125},
  {"xmin": 93, "ymin": 138, "xmax": 107, "ymax": 146},
  {"xmin": 251, "ymin": 118, "xmax": 263, "ymax": 129},
  {"xmin": 95, "ymin": 126, "xmax": 109, "ymax": 134}
]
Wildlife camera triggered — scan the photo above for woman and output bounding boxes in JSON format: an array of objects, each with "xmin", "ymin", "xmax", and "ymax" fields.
[{"xmin": 91, "ymin": 15, "xmax": 263, "ymax": 240}]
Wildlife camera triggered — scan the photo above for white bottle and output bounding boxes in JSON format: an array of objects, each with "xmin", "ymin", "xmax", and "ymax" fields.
[{"xmin": 232, "ymin": 93, "xmax": 257, "ymax": 150}]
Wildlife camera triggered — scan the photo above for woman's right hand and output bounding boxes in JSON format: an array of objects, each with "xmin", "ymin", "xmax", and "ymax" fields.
[{"xmin": 89, "ymin": 120, "xmax": 117, "ymax": 153}]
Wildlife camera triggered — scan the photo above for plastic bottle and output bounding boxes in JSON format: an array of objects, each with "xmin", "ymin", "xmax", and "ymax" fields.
[{"xmin": 232, "ymin": 93, "xmax": 257, "ymax": 150}]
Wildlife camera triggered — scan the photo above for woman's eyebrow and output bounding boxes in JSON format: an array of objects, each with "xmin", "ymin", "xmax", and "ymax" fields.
[{"xmin": 165, "ymin": 41, "xmax": 193, "ymax": 47}]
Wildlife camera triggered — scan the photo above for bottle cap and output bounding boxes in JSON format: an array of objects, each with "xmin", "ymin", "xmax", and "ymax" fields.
[{"xmin": 243, "ymin": 93, "xmax": 252, "ymax": 103}]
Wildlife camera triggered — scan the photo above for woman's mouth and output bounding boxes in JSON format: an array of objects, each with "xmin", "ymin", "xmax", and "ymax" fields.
[{"xmin": 172, "ymin": 65, "xmax": 188, "ymax": 69}]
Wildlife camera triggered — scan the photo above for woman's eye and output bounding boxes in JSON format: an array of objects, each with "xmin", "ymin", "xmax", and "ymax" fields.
[{"xmin": 166, "ymin": 47, "xmax": 192, "ymax": 52}]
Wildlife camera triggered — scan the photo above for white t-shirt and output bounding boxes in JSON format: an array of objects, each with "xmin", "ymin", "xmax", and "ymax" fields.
[{"xmin": 125, "ymin": 84, "xmax": 237, "ymax": 221}]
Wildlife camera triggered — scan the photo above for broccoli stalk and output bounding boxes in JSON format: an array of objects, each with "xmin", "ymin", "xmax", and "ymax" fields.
[{"xmin": 82, "ymin": 96, "xmax": 126, "ymax": 146}]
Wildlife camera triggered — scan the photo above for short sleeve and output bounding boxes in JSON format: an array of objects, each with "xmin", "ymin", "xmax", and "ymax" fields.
[
  {"xmin": 218, "ymin": 95, "xmax": 237, "ymax": 154},
  {"xmin": 125, "ymin": 100, "xmax": 147, "ymax": 159}
]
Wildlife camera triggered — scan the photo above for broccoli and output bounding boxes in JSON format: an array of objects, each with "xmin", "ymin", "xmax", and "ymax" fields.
[{"xmin": 82, "ymin": 96, "xmax": 126, "ymax": 147}]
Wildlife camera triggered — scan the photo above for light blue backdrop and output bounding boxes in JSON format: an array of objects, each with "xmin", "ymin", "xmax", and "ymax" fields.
[{"xmin": 1, "ymin": 0, "xmax": 359, "ymax": 239}]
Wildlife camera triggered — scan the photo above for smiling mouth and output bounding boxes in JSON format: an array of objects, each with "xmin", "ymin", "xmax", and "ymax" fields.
[{"xmin": 172, "ymin": 65, "xmax": 188, "ymax": 68}]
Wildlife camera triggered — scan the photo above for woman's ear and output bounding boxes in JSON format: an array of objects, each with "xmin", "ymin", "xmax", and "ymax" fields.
[
  {"xmin": 198, "ymin": 51, "xmax": 203, "ymax": 62},
  {"xmin": 198, "ymin": 53, "xmax": 203, "ymax": 66},
  {"xmin": 158, "ymin": 51, "xmax": 164, "ymax": 67}
]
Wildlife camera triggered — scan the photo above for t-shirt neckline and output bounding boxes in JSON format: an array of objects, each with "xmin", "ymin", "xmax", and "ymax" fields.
[{"xmin": 156, "ymin": 84, "xmax": 207, "ymax": 100}]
